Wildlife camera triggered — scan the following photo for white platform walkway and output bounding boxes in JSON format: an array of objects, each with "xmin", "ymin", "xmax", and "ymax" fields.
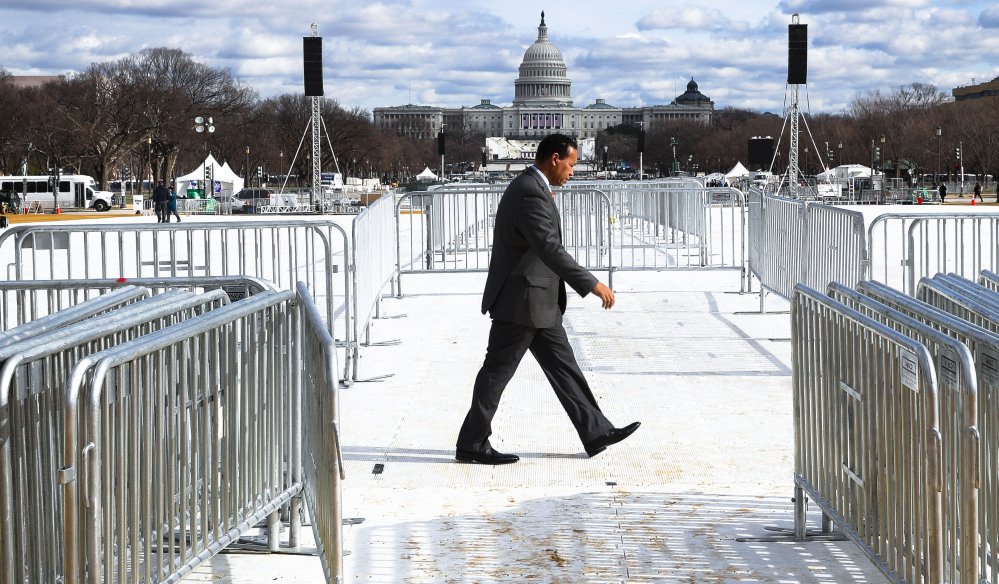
[{"xmin": 189, "ymin": 268, "xmax": 888, "ymax": 583}]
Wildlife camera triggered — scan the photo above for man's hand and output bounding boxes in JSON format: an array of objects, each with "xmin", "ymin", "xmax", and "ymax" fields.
[{"xmin": 592, "ymin": 282, "xmax": 615, "ymax": 309}]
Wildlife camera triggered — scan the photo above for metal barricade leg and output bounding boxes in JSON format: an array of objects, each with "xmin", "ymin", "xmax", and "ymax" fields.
[
  {"xmin": 794, "ymin": 484, "xmax": 806, "ymax": 540},
  {"xmin": 268, "ymin": 509, "xmax": 280, "ymax": 552}
]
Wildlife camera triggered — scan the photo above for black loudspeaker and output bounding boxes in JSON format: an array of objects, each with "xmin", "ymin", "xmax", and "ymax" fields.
[
  {"xmin": 637, "ymin": 130, "xmax": 646, "ymax": 154},
  {"xmin": 303, "ymin": 37, "xmax": 324, "ymax": 96},
  {"xmin": 437, "ymin": 131, "xmax": 445, "ymax": 156},
  {"xmin": 788, "ymin": 24, "xmax": 807, "ymax": 85},
  {"xmin": 748, "ymin": 137, "xmax": 775, "ymax": 171}
]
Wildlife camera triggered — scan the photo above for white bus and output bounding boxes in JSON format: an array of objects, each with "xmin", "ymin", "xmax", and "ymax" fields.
[{"xmin": 0, "ymin": 174, "xmax": 116, "ymax": 212}]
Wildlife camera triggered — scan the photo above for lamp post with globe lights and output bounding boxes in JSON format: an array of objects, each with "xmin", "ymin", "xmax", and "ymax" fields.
[{"xmin": 195, "ymin": 116, "xmax": 215, "ymax": 198}]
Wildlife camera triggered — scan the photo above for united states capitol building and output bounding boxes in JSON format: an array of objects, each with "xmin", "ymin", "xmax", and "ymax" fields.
[{"xmin": 373, "ymin": 12, "xmax": 714, "ymax": 166}]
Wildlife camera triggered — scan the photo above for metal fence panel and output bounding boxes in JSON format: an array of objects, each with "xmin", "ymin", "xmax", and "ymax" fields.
[
  {"xmin": 829, "ymin": 283, "xmax": 978, "ymax": 583},
  {"xmin": 864, "ymin": 213, "xmax": 999, "ymax": 295},
  {"xmin": 63, "ymin": 290, "xmax": 301, "ymax": 584},
  {"xmin": 792, "ymin": 284, "xmax": 943, "ymax": 583},
  {"xmin": 0, "ymin": 289, "xmax": 229, "ymax": 584},
  {"xmin": 916, "ymin": 276, "xmax": 999, "ymax": 330},
  {"xmin": 396, "ymin": 183, "xmax": 747, "ymax": 293},
  {"xmin": 0, "ymin": 220, "xmax": 353, "ymax": 380},
  {"xmin": 0, "ymin": 277, "xmax": 276, "ymax": 334},
  {"xmin": 298, "ymin": 282, "xmax": 344, "ymax": 583},
  {"xmin": 856, "ymin": 279, "xmax": 999, "ymax": 583},
  {"xmin": 0, "ymin": 284, "xmax": 148, "ymax": 339},
  {"xmin": 351, "ymin": 194, "xmax": 399, "ymax": 379},
  {"xmin": 979, "ymin": 269, "xmax": 999, "ymax": 292},
  {"xmin": 753, "ymin": 193, "xmax": 806, "ymax": 300},
  {"xmin": 801, "ymin": 204, "xmax": 867, "ymax": 293}
]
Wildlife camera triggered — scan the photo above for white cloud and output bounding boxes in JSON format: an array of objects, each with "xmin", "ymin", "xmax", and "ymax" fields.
[
  {"xmin": 636, "ymin": 6, "xmax": 742, "ymax": 31},
  {"xmin": 0, "ymin": 0, "xmax": 996, "ymax": 115}
]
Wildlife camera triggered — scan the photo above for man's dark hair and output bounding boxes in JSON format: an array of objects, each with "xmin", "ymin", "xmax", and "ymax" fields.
[{"xmin": 535, "ymin": 134, "xmax": 577, "ymax": 163}]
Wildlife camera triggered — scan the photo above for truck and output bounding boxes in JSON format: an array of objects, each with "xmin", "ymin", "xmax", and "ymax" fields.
[{"xmin": 0, "ymin": 174, "xmax": 116, "ymax": 212}]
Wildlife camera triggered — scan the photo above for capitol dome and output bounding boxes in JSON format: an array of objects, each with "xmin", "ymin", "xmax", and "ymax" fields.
[{"xmin": 513, "ymin": 12, "xmax": 573, "ymax": 107}]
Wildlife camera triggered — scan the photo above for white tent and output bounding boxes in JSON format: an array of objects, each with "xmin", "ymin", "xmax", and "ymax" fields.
[
  {"xmin": 175, "ymin": 154, "xmax": 244, "ymax": 198},
  {"xmin": 416, "ymin": 167, "xmax": 438, "ymax": 182},
  {"xmin": 816, "ymin": 164, "xmax": 875, "ymax": 182},
  {"xmin": 725, "ymin": 161, "xmax": 751, "ymax": 180}
]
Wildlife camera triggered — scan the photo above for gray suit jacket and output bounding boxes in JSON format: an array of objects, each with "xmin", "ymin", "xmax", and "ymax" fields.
[{"xmin": 481, "ymin": 169, "xmax": 598, "ymax": 328}]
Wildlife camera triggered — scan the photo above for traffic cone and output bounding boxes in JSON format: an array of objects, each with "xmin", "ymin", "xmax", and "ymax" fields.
[
  {"xmin": 55, "ymin": 205, "xmax": 61, "ymax": 214},
  {"xmin": 971, "ymin": 199, "xmax": 976, "ymax": 206}
]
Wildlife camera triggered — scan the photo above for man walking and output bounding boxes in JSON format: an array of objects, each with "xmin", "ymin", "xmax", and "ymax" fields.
[
  {"xmin": 152, "ymin": 180, "xmax": 169, "ymax": 223},
  {"xmin": 455, "ymin": 134, "xmax": 639, "ymax": 465},
  {"xmin": 938, "ymin": 182, "xmax": 947, "ymax": 204}
]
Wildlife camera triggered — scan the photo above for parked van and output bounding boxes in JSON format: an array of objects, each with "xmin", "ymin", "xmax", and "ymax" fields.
[
  {"xmin": 0, "ymin": 174, "xmax": 115, "ymax": 212},
  {"xmin": 234, "ymin": 188, "xmax": 272, "ymax": 212}
]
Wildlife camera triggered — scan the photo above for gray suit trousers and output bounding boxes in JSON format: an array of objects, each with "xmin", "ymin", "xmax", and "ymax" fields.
[{"xmin": 456, "ymin": 319, "xmax": 613, "ymax": 453}]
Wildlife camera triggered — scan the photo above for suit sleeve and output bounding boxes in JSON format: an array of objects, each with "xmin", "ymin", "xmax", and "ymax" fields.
[{"xmin": 515, "ymin": 189, "xmax": 598, "ymax": 297}]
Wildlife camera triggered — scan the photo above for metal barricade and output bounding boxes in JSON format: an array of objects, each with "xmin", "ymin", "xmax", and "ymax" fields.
[
  {"xmin": 0, "ymin": 288, "xmax": 229, "ymax": 584},
  {"xmin": 800, "ymin": 204, "xmax": 867, "ymax": 293},
  {"xmin": 0, "ymin": 284, "xmax": 148, "ymax": 337},
  {"xmin": 0, "ymin": 220, "xmax": 353, "ymax": 381},
  {"xmin": 177, "ymin": 198, "xmax": 228, "ymax": 215},
  {"xmin": 748, "ymin": 192, "xmax": 867, "ymax": 305},
  {"xmin": 865, "ymin": 213, "xmax": 999, "ymax": 295},
  {"xmin": 297, "ymin": 282, "xmax": 344, "ymax": 582},
  {"xmin": 62, "ymin": 290, "xmax": 301, "ymax": 584},
  {"xmin": 857, "ymin": 279, "xmax": 999, "ymax": 583},
  {"xmin": 351, "ymin": 193, "xmax": 398, "ymax": 379},
  {"xmin": 752, "ymin": 192, "xmax": 806, "ymax": 302},
  {"xmin": 792, "ymin": 284, "xmax": 943, "ymax": 583},
  {"xmin": 829, "ymin": 282, "xmax": 978, "ymax": 583},
  {"xmin": 395, "ymin": 189, "xmax": 611, "ymax": 290},
  {"xmin": 932, "ymin": 273, "xmax": 999, "ymax": 312},
  {"xmin": 979, "ymin": 269, "xmax": 999, "ymax": 292},
  {"xmin": 0, "ymin": 276, "xmax": 276, "ymax": 332},
  {"xmin": 917, "ymin": 275, "xmax": 999, "ymax": 330}
]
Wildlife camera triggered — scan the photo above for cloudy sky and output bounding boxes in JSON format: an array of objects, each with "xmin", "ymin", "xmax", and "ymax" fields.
[{"xmin": 1, "ymin": 0, "xmax": 997, "ymax": 115}]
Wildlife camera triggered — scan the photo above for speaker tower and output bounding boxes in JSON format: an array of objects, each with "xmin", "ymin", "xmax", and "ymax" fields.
[
  {"xmin": 303, "ymin": 37, "xmax": 323, "ymax": 96},
  {"xmin": 787, "ymin": 24, "xmax": 807, "ymax": 85}
]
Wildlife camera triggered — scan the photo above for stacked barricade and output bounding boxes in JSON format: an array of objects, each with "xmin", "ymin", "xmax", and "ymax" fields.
[
  {"xmin": 65, "ymin": 289, "xmax": 301, "ymax": 583},
  {"xmin": 0, "ymin": 220, "xmax": 354, "ymax": 382},
  {"xmin": 792, "ymin": 270, "xmax": 999, "ymax": 583},
  {"xmin": 0, "ymin": 279, "xmax": 344, "ymax": 583},
  {"xmin": 0, "ymin": 283, "xmax": 232, "ymax": 582},
  {"xmin": 0, "ymin": 276, "xmax": 276, "ymax": 331}
]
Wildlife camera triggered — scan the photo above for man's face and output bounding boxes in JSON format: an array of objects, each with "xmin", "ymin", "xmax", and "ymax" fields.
[{"xmin": 549, "ymin": 147, "xmax": 577, "ymax": 186}]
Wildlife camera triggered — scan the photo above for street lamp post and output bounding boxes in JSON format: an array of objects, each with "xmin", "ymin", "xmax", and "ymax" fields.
[
  {"xmin": 880, "ymin": 136, "xmax": 886, "ymax": 202},
  {"xmin": 195, "ymin": 116, "xmax": 215, "ymax": 198},
  {"xmin": 934, "ymin": 126, "xmax": 942, "ymax": 186},
  {"xmin": 245, "ymin": 146, "xmax": 250, "ymax": 188},
  {"xmin": 958, "ymin": 140, "xmax": 965, "ymax": 195},
  {"xmin": 670, "ymin": 137, "xmax": 678, "ymax": 177}
]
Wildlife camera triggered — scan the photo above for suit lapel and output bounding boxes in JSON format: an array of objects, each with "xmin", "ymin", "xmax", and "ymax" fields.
[
  {"xmin": 526, "ymin": 170, "xmax": 563, "ymax": 240},
  {"xmin": 524, "ymin": 169, "xmax": 562, "ymax": 235}
]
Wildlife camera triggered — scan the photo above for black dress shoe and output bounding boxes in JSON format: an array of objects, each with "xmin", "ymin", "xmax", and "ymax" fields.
[
  {"xmin": 455, "ymin": 447, "xmax": 519, "ymax": 465},
  {"xmin": 584, "ymin": 422, "xmax": 641, "ymax": 458}
]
